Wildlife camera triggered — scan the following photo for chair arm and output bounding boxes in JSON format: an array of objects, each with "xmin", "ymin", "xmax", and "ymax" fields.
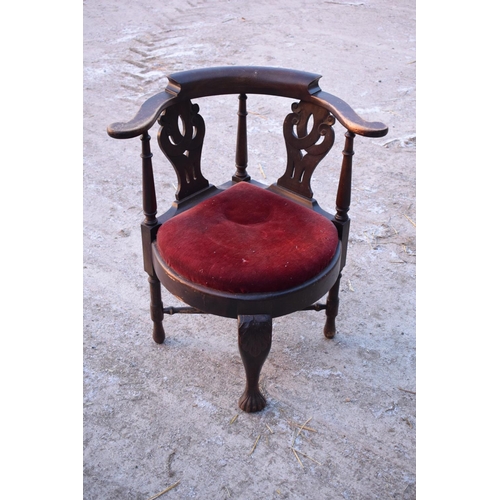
[
  {"xmin": 166, "ymin": 67, "xmax": 388, "ymax": 137},
  {"xmin": 107, "ymin": 91, "xmax": 177, "ymax": 139},
  {"xmin": 107, "ymin": 66, "xmax": 388, "ymax": 139},
  {"xmin": 311, "ymin": 91, "xmax": 388, "ymax": 138},
  {"xmin": 107, "ymin": 66, "xmax": 322, "ymax": 139}
]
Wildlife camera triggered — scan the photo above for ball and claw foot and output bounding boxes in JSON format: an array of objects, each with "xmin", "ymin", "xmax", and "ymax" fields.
[
  {"xmin": 239, "ymin": 389, "xmax": 267, "ymax": 413},
  {"xmin": 237, "ymin": 314, "xmax": 272, "ymax": 413}
]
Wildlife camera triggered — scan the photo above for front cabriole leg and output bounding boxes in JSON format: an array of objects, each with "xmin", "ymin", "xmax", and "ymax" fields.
[{"xmin": 237, "ymin": 314, "xmax": 272, "ymax": 412}]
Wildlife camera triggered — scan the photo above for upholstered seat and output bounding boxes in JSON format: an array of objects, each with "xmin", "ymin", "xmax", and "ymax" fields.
[{"xmin": 156, "ymin": 182, "xmax": 339, "ymax": 294}]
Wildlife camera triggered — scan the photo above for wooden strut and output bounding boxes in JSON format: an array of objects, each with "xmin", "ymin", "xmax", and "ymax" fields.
[
  {"xmin": 163, "ymin": 306, "xmax": 204, "ymax": 315},
  {"xmin": 335, "ymin": 130, "xmax": 355, "ymax": 269},
  {"xmin": 335, "ymin": 130, "xmax": 355, "ymax": 224},
  {"xmin": 141, "ymin": 132, "xmax": 158, "ymax": 226},
  {"xmin": 232, "ymin": 93, "xmax": 250, "ymax": 182},
  {"xmin": 162, "ymin": 303, "xmax": 328, "ymax": 315}
]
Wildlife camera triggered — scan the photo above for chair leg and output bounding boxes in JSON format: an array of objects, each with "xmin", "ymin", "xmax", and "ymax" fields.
[
  {"xmin": 323, "ymin": 273, "xmax": 342, "ymax": 339},
  {"xmin": 237, "ymin": 314, "xmax": 272, "ymax": 412},
  {"xmin": 148, "ymin": 274, "xmax": 165, "ymax": 344}
]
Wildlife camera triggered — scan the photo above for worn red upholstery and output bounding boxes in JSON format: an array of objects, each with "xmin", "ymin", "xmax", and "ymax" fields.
[{"xmin": 156, "ymin": 182, "xmax": 338, "ymax": 293}]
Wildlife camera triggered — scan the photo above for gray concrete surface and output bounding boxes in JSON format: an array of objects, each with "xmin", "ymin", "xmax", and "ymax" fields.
[{"xmin": 84, "ymin": 0, "xmax": 415, "ymax": 498}]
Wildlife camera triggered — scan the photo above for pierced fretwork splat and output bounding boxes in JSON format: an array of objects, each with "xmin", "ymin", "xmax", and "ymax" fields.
[
  {"xmin": 158, "ymin": 100, "xmax": 209, "ymax": 201},
  {"xmin": 277, "ymin": 101, "xmax": 335, "ymax": 199}
]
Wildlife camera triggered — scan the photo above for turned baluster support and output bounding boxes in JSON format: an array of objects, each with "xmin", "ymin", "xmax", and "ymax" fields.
[
  {"xmin": 335, "ymin": 130, "xmax": 355, "ymax": 264},
  {"xmin": 232, "ymin": 93, "xmax": 250, "ymax": 182},
  {"xmin": 324, "ymin": 131, "xmax": 355, "ymax": 339},
  {"xmin": 141, "ymin": 132, "xmax": 159, "ymax": 227},
  {"xmin": 141, "ymin": 132, "xmax": 165, "ymax": 343}
]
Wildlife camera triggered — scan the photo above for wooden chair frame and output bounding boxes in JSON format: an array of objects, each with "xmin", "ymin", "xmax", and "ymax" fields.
[{"xmin": 107, "ymin": 66, "xmax": 388, "ymax": 412}]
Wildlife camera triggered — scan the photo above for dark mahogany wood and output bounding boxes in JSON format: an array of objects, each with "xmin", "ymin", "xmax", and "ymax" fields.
[
  {"xmin": 232, "ymin": 93, "xmax": 250, "ymax": 183},
  {"xmin": 107, "ymin": 66, "xmax": 389, "ymax": 412},
  {"xmin": 158, "ymin": 100, "xmax": 209, "ymax": 201},
  {"xmin": 278, "ymin": 100, "xmax": 335, "ymax": 199},
  {"xmin": 238, "ymin": 315, "xmax": 272, "ymax": 412},
  {"xmin": 165, "ymin": 66, "xmax": 323, "ymax": 101},
  {"xmin": 149, "ymin": 274, "xmax": 166, "ymax": 344},
  {"xmin": 139, "ymin": 132, "xmax": 161, "ymax": 276},
  {"xmin": 140, "ymin": 132, "xmax": 166, "ymax": 344},
  {"xmin": 324, "ymin": 272, "xmax": 342, "ymax": 339},
  {"xmin": 107, "ymin": 67, "xmax": 388, "ymax": 139},
  {"xmin": 151, "ymin": 240, "xmax": 342, "ymax": 319}
]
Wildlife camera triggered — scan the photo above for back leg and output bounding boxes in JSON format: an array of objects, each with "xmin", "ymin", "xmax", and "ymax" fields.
[
  {"xmin": 148, "ymin": 274, "xmax": 165, "ymax": 344},
  {"xmin": 323, "ymin": 273, "xmax": 342, "ymax": 339}
]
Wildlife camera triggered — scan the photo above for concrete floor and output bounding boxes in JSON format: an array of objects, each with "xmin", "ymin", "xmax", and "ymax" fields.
[{"xmin": 83, "ymin": 1, "xmax": 416, "ymax": 498}]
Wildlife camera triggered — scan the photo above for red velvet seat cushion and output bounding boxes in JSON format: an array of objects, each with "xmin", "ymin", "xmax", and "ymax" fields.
[{"xmin": 156, "ymin": 182, "xmax": 338, "ymax": 294}]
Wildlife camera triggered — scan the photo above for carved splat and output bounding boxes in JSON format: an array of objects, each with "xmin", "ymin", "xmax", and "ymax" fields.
[
  {"xmin": 158, "ymin": 100, "xmax": 209, "ymax": 200},
  {"xmin": 277, "ymin": 101, "xmax": 335, "ymax": 199}
]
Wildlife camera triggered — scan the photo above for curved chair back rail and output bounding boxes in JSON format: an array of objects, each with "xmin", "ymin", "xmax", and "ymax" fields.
[{"xmin": 107, "ymin": 66, "xmax": 388, "ymax": 139}]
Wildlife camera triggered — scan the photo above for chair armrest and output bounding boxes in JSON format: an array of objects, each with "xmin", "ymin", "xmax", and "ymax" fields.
[
  {"xmin": 107, "ymin": 91, "xmax": 176, "ymax": 139},
  {"xmin": 168, "ymin": 67, "xmax": 388, "ymax": 137},
  {"xmin": 107, "ymin": 66, "xmax": 322, "ymax": 139},
  {"xmin": 107, "ymin": 66, "xmax": 388, "ymax": 139},
  {"xmin": 311, "ymin": 91, "xmax": 388, "ymax": 138}
]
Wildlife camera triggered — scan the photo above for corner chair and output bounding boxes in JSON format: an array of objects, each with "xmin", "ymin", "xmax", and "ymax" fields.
[{"xmin": 107, "ymin": 66, "xmax": 388, "ymax": 412}]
